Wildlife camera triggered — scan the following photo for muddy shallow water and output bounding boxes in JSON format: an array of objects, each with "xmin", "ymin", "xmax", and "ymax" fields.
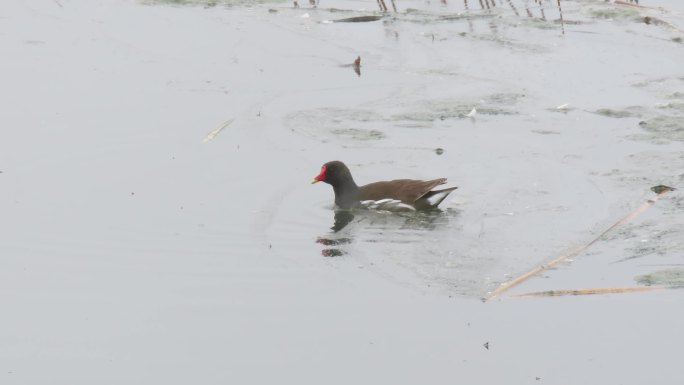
[{"xmin": 1, "ymin": 0, "xmax": 684, "ymax": 383}]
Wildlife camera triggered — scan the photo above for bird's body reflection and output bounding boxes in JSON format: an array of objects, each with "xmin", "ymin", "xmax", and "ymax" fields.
[
  {"xmin": 316, "ymin": 208, "xmax": 459, "ymax": 257},
  {"xmin": 316, "ymin": 210, "xmax": 355, "ymax": 257},
  {"xmin": 331, "ymin": 210, "xmax": 355, "ymax": 232}
]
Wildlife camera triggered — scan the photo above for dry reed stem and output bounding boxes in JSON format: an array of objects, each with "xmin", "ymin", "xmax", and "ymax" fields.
[
  {"xmin": 378, "ymin": 0, "xmax": 388, "ymax": 12},
  {"xmin": 513, "ymin": 286, "xmax": 664, "ymax": 298},
  {"xmin": 557, "ymin": 0, "xmax": 565, "ymax": 35},
  {"xmin": 484, "ymin": 189, "xmax": 673, "ymax": 301}
]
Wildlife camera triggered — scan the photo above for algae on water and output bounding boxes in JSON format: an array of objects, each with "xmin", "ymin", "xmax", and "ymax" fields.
[{"xmin": 636, "ymin": 268, "xmax": 684, "ymax": 288}]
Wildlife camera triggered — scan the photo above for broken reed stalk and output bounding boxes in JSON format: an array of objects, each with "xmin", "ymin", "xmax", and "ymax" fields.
[
  {"xmin": 484, "ymin": 188, "xmax": 674, "ymax": 301},
  {"xmin": 505, "ymin": 0, "xmax": 520, "ymax": 17},
  {"xmin": 524, "ymin": 2, "xmax": 533, "ymax": 18},
  {"xmin": 513, "ymin": 286, "xmax": 663, "ymax": 298},
  {"xmin": 557, "ymin": 0, "xmax": 565, "ymax": 35},
  {"xmin": 377, "ymin": 0, "xmax": 387, "ymax": 12}
]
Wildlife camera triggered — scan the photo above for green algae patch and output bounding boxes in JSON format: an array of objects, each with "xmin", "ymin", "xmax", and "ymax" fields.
[
  {"xmin": 636, "ymin": 268, "xmax": 684, "ymax": 288},
  {"xmin": 594, "ymin": 108, "xmax": 643, "ymax": 119}
]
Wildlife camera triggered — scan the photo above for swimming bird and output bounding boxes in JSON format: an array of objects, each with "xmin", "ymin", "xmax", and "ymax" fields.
[{"xmin": 312, "ymin": 160, "xmax": 457, "ymax": 211}]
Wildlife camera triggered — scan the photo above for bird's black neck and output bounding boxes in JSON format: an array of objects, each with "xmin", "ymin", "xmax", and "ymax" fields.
[{"xmin": 332, "ymin": 175, "xmax": 360, "ymax": 209}]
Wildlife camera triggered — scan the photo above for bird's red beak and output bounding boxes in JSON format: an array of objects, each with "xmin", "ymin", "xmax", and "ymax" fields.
[{"xmin": 311, "ymin": 165, "xmax": 326, "ymax": 184}]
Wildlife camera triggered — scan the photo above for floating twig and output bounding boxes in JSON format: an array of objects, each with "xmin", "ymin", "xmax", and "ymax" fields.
[{"xmin": 203, "ymin": 119, "xmax": 234, "ymax": 143}]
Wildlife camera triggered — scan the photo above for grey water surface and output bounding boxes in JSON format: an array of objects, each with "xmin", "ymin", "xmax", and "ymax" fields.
[{"xmin": 1, "ymin": 0, "xmax": 683, "ymax": 383}]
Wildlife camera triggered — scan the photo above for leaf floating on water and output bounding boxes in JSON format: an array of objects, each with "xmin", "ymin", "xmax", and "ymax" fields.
[
  {"xmin": 651, "ymin": 185, "xmax": 676, "ymax": 194},
  {"xmin": 353, "ymin": 56, "xmax": 361, "ymax": 77},
  {"xmin": 203, "ymin": 119, "xmax": 234, "ymax": 143}
]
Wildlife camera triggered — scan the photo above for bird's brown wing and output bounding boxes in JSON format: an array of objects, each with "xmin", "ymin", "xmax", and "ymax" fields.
[{"xmin": 358, "ymin": 178, "xmax": 448, "ymax": 205}]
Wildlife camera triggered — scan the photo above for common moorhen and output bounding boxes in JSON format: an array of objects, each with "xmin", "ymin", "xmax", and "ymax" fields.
[{"xmin": 312, "ymin": 161, "xmax": 457, "ymax": 211}]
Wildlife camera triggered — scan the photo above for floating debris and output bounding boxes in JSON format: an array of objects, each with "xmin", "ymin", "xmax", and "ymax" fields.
[
  {"xmin": 353, "ymin": 56, "xmax": 361, "ymax": 77},
  {"xmin": 330, "ymin": 15, "xmax": 383, "ymax": 23},
  {"xmin": 651, "ymin": 185, "xmax": 676, "ymax": 194},
  {"xmin": 483, "ymin": 342, "xmax": 489, "ymax": 350},
  {"xmin": 531, "ymin": 129, "xmax": 560, "ymax": 135},
  {"xmin": 465, "ymin": 108, "xmax": 477, "ymax": 118},
  {"xmin": 338, "ymin": 56, "xmax": 362, "ymax": 76},
  {"xmin": 203, "ymin": 119, "xmax": 234, "ymax": 143},
  {"xmin": 435, "ymin": 148, "xmax": 444, "ymax": 155}
]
